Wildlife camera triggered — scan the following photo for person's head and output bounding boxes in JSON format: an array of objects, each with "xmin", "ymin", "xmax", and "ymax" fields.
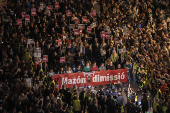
[
  {"xmin": 109, "ymin": 61, "xmax": 113, "ymax": 66},
  {"xmin": 107, "ymin": 57, "xmax": 110, "ymax": 61},
  {"xmin": 118, "ymin": 92, "xmax": 122, "ymax": 96},
  {"xmin": 27, "ymin": 52, "xmax": 30, "ymax": 56},
  {"xmin": 62, "ymin": 85, "xmax": 65, "ymax": 89},
  {"xmin": 101, "ymin": 63, "xmax": 104, "ymax": 67},
  {"xmin": 126, "ymin": 61, "xmax": 129, "ymax": 65},
  {"xmin": 83, "ymin": 88, "xmax": 86, "ymax": 92},
  {"xmin": 86, "ymin": 62, "xmax": 90, "ymax": 67},
  {"xmin": 78, "ymin": 52, "xmax": 81, "ymax": 56},
  {"xmin": 93, "ymin": 62, "xmax": 96, "ymax": 67},
  {"xmin": 162, "ymin": 80, "xmax": 165, "ymax": 84},
  {"xmin": 54, "ymin": 51, "xmax": 57, "ymax": 55},
  {"xmin": 96, "ymin": 43, "xmax": 99, "ymax": 47},
  {"xmin": 46, "ymin": 96, "xmax": 50, "ymax": 100},
  {"xmin": 67, "ymin": 67, "xmax": 72, "ymax": 71},
  {"xmin": 77, "ymin": 65, "xmax": 81, "ymax": 69},
  {"xmin": 73, "ymin": 85, "xmax": 77, "ymax": 89},
  {"xmin": 112, "ymin": 50, "xmax": 116, "ymax": 55},
  {"xmin": 127, "ymin": 99, "xmax": 131, "ymax": 103},
  {"xmin": 141, "ymin": 69, "xmax": 145, "ymax": 74},
  {"xmin": 112, "ymin": 89, "xmax": 115, "ymax": 92},
  {"xmin": 118, "ymin": 64, "xmax": 121, "ymax": 68},
  {"xmin": 68, "ymin": 51, "xmax": 71, "ymax": 55},
  {"xmin": 50, "ymin": 69, "xmax": 53, "ymax": 73},
  {"xmin": 156, "ymin": 98, "xmax": 159, "ymax": 103},
  {"xmin": 60, "ymin": 67, "xmax": 63, "ymax": 71}
]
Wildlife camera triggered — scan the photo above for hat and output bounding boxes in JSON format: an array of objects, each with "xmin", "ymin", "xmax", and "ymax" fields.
[{"xmin": 118, "ymin": 92, "xmax": 121, "ymax": 96}]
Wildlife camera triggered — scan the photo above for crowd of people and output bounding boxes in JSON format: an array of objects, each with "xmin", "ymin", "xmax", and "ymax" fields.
[{"xmin": 0, "ymin": 0, "xmax": 170, "ymax": 112}]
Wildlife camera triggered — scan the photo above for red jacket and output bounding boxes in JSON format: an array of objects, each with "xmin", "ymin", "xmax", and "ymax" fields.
[
  {"xmin": 91, "ymin": 66, "xmax": 98, "ymax": 71},
  {"xmin": 160, "ymin": 83, "xmax": 167, "ymax": 92}
]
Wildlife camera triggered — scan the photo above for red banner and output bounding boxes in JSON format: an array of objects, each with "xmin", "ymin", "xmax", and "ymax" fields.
[{"xmin": 52, "ymin": 69, "xmax": 128, "ymax": 88}]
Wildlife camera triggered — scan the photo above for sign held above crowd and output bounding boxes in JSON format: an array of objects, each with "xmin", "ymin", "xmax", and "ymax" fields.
[
  {"xmin": 55, "ymin": 2, "xmax": 59, "ymax": 9},
  {"xmin": 82, "ymin": 16, "xmax": 87, "ymax": 23},
  {"xmin": 34, "ymin": 48, "xmax": 41, "ymax": 58},
  {"xmin": 31, "ymin": 8, "xmax": 36, "ymax": 16},
  {"xmin": 66, "ymin": 10, "xmax": 71, "ymax": 17},
  {"xmin": 43, "ymin": 55, "xmax": 48, "ymax": 62}
]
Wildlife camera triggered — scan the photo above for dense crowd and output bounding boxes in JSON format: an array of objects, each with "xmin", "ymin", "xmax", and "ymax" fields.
[{"xmin": 0, "ymin": 0, "xmax": 170, "ymax": 113}]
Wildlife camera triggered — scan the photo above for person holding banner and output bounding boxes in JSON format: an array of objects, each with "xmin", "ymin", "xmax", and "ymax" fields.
[
  {"xmin": 66, "ymin": 67, "xmax": 73, "ymax": 73},
  {"xmin": 98, "ymin": 63, "xmax": 106, "ymax": 71},
  {"xmin": 91, "ymin": 61, "xmax": 98, "ymax": 71},
  {"xmin": 47, "ymin": 69, "xmax": 55, "ymax": 77},
  {"xmin": 83, "ymin": 62, "xmax": 91, "ymax": 72},
  {"xmin": 106, "ymin": 61, "xmax": 115, "ymax": 70}
]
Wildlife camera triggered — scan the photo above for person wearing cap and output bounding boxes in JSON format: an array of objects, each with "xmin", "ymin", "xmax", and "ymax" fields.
[
  {"xmin": 106, "ymin": 61, "xmax": 115, "ymax": 70},
  {"xmin": 98, "ymin": 63, "xmax": 106, "ymax": 71},
  {"xmin": 83, "ymin": 62, "xmax": 91, "ymax": 72},
  {"xmin": 116, "ymin": 92, "xmax": 123, "ymax": 106},
  {"xmin": 91, "ymin": 61, "xmax": 98, "ymax": 71},
  {"xmin": 58, "ymin": 67, "xmax": 66, "ymax": 74}
]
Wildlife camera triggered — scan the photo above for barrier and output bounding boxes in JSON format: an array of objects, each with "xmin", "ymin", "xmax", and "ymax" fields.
[{"xmin": 52, "ymin": 69, "xmax": 128, "ymax": 88}]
